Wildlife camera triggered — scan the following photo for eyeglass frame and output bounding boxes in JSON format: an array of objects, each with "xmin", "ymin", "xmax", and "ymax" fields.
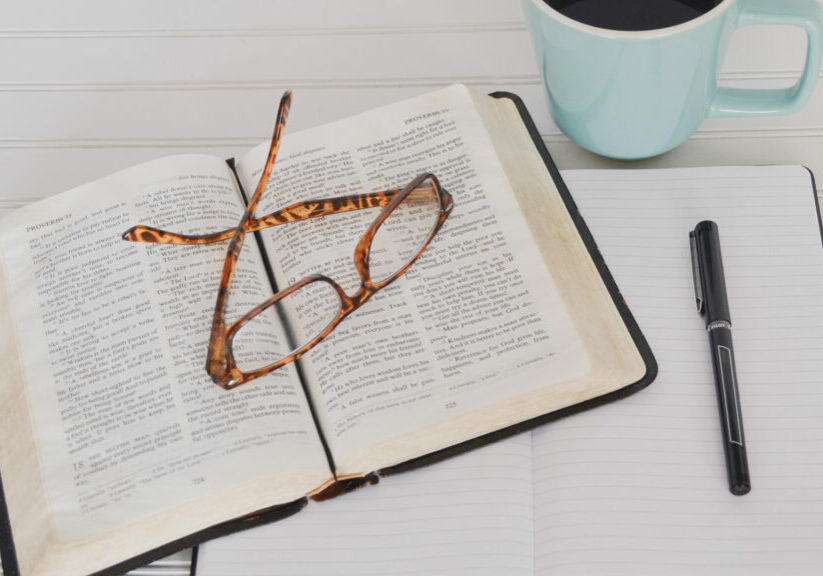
[{"xmin": 123, "ymin": 91, "xmax": 453, "ymax": 389}]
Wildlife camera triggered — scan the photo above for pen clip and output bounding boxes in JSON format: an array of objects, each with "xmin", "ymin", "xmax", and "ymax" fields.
[{"xmin": 689, "ymin": 230, "xmax": 704, "ymax": 314}]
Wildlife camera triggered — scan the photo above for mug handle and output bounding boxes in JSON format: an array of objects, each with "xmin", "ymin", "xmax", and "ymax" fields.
[{"xmin": 709, "ymin": 0, "xmax": 822, "ymax": 118}]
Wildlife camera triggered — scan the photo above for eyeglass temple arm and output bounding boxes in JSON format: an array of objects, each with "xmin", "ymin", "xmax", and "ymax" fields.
[
  {"xmin": 206, "ymin": 90, "xmax": 291, "ymax": 385},
  {"xmin": 122, "ymin": 184, "xmax": 436, "ymax": 245}
]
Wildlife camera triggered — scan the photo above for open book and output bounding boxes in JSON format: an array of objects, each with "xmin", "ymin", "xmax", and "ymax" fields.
[
  {"xmin": 197, "ymin": 164, "xmax": 823, "ymax": 576},
  {"xmin": 0, "ymin": 85, "xmax": 654, "ymax": 576}
]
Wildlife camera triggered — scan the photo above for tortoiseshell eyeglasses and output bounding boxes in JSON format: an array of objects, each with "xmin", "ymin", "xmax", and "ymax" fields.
[{"xmin": 123, "ymin": 91, "xmax": 453, "ymax": 390}]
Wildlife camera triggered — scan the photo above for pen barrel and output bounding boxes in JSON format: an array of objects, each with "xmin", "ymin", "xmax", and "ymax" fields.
[{"xmin": 708, "ymin": 325, "xmax": 751, "ymax": 495}]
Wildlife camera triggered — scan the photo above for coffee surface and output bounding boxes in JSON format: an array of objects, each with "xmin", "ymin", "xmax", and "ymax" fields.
[{"xmin": 546, "ymin": 0, "xmax": 722, "ymax": 31}]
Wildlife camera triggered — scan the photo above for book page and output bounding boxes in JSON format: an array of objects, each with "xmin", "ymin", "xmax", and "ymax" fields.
[
  {"xmin": 534, "ymin": 166, "xmax": 823, "ymax": 575},
  {"xmin": 0, "ymin": 155, "xmax": 330, "ymax": 545},
  {"xmin": 234, "ymin": 84, "xmax": 590, "ymax": 471},
  {"xmin": 197, "ymin": 433, "xmax": 534, "ymax": 576}
]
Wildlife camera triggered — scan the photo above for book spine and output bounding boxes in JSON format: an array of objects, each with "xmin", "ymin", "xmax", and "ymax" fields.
[{"xmin": 224, "ymin": 157, "xmax": 339, "ymax": 476}]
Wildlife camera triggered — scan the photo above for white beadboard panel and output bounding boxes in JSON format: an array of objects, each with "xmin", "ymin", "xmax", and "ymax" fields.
[
  {"xmin": 700, "ymin": 77, "xmax": 823, "ymax": 130},
  {"xmin": 2, "ymin": 25, "xmax": 822, "ymax": 92},
  {"xmin": 1, "ymin": 76, "xmax": 822, "ymax": 147},
  {"xmin": 1, "ymin": 11, "xmax": 822, "ymax": 87},
  {"xmin": 0, "ymin": 31, "xmax": 537, "ymax": 86},
  {"xmin": 120, "ymin": 550, "xmax": 192, "ymax": 576},
  {"xmin": 1, "ymin": 79, "xmax": 821, "ymax": 202},
  {"xmin": 0, "ymin": 0, "xmax": 524, "ymax": 34},
  {"xmin": 0, "ymin": 83, "xmax": 548, "ymax": 141},
  {"xmin": 4, "ymin": 127, "xmax": 823, "ymax": 209},
  {"xmin": 548, "ymin": 134, "xmax": 823, "ymax": 180},
  {"xmin": 721, "ymin": 20, "xmax": 822, "ymax": 77},
  {"xmin": 0, "ymin": 550, "xmax": 191, "ymax": 576},
  {"xmin": 2, "ymin": 0, "xmax": 822, "ymax": 53},
  {"xmin": 0, "ymin": 146, "xmax": 239, "ymax": 200}
]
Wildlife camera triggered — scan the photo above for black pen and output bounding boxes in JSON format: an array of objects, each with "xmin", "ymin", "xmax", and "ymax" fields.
[{"xmin": 690, "ymin": 221, "xmax": 751, "ymax": 496}]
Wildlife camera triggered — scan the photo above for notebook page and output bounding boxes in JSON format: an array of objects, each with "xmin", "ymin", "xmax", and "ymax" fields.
[
  {"xmin": 534, "ymin": 166, "xmax": 823, "ymax": 576},
  {"xmin": 196, "ymin": 434, "xmax": 534, "ymax": 576}
]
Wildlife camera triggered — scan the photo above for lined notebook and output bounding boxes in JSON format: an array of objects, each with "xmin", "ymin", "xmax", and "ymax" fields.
[{"xmin": 196, "ymin": 165, "xmax": 823, "ymax": 575}]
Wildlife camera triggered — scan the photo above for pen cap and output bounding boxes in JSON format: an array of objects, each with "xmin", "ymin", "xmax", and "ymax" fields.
[{"xmin": 694, "ymin": 220, "xmax": 731, "ymax": 323}]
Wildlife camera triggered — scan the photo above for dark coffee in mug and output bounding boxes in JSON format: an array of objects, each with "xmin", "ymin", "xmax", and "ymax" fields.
[{"xmin": 545, "ymin": 0, "xmax": 723, "ymax": 31}]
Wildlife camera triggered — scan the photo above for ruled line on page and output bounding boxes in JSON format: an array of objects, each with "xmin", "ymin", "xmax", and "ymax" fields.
[{"xmin": 533, "ymin": 165, "xmax": 823, "ymax": 576}]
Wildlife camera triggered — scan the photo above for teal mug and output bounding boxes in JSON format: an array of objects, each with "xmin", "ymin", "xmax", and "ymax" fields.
[{"xmin": 522, "ymin": 0, "xmax": 823, "ymax": 159}]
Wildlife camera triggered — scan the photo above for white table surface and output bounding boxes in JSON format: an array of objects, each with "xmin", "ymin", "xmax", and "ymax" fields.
[{"xmin": 1, "ymin": 1, "xmax": 821, "ymax": 574}]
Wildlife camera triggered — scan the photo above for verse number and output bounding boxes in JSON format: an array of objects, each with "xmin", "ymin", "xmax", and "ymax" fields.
[
  {"xmin": 192, "ymin": 476, "xmax": 205, "ymax": 486},
  {"xmin": 445, "ymin": 401, "xmax": 457, "ymax": 410}
]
